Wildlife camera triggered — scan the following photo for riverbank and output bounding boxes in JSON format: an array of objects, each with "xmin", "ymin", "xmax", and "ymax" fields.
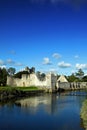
[
  {"xmin": 0, "ymin": 86, "xmax": 45, "ymax": 101},
  {"xmin": 0, "ymin": 86, "xmax": 87, "ymax": 102},
  {"xmin": 80, "ymin": 99, "xmax": 87, "ymax": 130}
]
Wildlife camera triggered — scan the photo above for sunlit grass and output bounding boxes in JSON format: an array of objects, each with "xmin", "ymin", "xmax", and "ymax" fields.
[
  {"xmin": 0, "ymin": 86, "xmax": 39, "ymax": 92},
  {"xmin": 80, "ymin": 100, "xmax": 87, "ymax": 130}
]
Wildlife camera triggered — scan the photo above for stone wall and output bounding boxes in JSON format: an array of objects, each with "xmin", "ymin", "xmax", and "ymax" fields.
[
  {"xmin": 7, "ymin": 73, "xmax": 57, "ymax": 92},
  {"xmin": 58, "ymin": 82, "xmax": 87, "ymax": 90},
  {"xmin": 7, "ymin": 73, "xmax": 87, "ymax": 92}
]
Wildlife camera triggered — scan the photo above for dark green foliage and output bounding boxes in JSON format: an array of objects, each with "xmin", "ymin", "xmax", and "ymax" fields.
[
  {"xmin": 82, "ymin": 76, "xmax": 87, "ymax": 82},
  {"xmin": 40, "ymin": 73, "xmax": 46, "ymax": 81},
  {"xmin": 75, "ymin": 69, "xmax": 84, "ymax": 79},
  {"xmin": 30, "ymin": 67, "xmax": 35, "ymax": 73},
  {"xmin": 57, "ymin": 75, "xmax": 60, "ymax": 79},
  {"xmin": 14, "ymin": 66, "xmax": 35, "ymax": 78},
  {"xmin": 8, "ymin": 67, "xmax": 16, "ymax": 76},
  {"xmin": 36, "ymin": 71, "xmax": 40, "ymax": 79},
  {"xmin": 36, "ymin": 71, "xmax": 46, "ymax": 81},
  {"xmin": 25, "ymin": 66, "xmax": 30, "ymax": 72},
  {"xmin": 67, "ymin": 73, "xmax": 80, "ymax": 82},
  {"xmin": 14, "ymin": 71, "xmax": 29, "ymax": 78},
  {"xmin": 0, "ymin": 68, "xmax": 8, "ymax": 86}
]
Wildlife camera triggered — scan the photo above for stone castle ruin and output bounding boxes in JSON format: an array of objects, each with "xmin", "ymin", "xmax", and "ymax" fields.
[
  {"xmin": 7, "ymin": 68, "xmax": 58, "ymax": 92},
  {"xmin": 7, "ymin": 67, "xmax": 87, "ymax": 92}
]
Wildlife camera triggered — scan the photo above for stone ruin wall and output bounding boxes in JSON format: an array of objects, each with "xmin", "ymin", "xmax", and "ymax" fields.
[
  {"xmin": 7, "ymin": 74, "xmax": 87, "ymax": 91},
  {"xmin": 58, "ymin": 82, "xmax": 87, "ymax": 90},
  {"xmin": 7, "ymin": 73, "xmax": 57, "ymax": 91}
]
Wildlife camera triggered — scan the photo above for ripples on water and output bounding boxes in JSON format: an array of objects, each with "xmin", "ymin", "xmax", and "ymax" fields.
[{"xmin": 0, "ymin": 91, "xmax": 86, "ymax": 130}]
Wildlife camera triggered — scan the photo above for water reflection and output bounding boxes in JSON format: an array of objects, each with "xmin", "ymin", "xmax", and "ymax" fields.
[
  {"xmin": 15, "ymin": 94, "xmax": 58, "ymax": 114},
  {"xmin": 0, "ymin": 91, "xmax": 86, "ymax": 130},
  {"xmin": 15, "ymin": 92, "xmax": 86, "ymax": 116}
]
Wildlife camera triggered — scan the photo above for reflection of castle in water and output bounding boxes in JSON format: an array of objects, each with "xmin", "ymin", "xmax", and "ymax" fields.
[
  {"xmin": 15, "ymin": 94, "xmax": 58, "ymax": 114},
  {"xmin": 15, "ymin": 92, "xmax": 85, "ymax": 115}
]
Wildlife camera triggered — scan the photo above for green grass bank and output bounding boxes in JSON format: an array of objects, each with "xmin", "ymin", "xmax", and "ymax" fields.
[
  {"xmin": 80, "ymin": 99, "xmax": 87, "ymax": 130},
  {"xmin": 0, "ymin": 86, "xmax": 44, "ymax": 101}
]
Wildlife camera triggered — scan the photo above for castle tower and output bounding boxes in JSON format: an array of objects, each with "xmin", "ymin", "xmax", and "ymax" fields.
[{"xmin": 46, "ymin": 72, "xmax": 57, "ymax": 92}]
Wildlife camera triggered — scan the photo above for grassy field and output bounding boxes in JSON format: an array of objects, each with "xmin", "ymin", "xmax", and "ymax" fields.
[{"xmin": 0, "ymin": 86, "xmax": 39, "ymax": 92}]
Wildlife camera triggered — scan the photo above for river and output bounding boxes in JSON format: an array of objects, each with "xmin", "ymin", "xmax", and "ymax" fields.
[{"xmin": 0, "ymin": 91, "xmax": 87, "ymax": 130}]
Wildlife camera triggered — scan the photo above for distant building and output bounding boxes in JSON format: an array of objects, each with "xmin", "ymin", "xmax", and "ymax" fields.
[{"xmin": 57, "ymin": 75, "xmax": 68, "ymax": 82}]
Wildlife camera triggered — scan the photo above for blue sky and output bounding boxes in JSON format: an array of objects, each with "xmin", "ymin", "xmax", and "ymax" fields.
[{"xmin": 0, "ymin": 0, "xmax": 87, "ymax": 75}]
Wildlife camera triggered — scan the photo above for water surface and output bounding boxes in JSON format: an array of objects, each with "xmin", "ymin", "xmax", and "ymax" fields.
[{"xmin": 0, "ymin": 91, "xmax": 86, "ymax": 130}]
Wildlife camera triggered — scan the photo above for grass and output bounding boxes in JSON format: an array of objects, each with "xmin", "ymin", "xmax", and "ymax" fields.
[
  {"xmin": 15, "ymin": 86, "xmax": 39, "ymax": 91},
  {"xmin": 80, "ymin": 99, "xmax": 87, "ymax": 130},
  {"xmin": 0, "ymin": 86, "xmax": 39, "ymax": 92}
]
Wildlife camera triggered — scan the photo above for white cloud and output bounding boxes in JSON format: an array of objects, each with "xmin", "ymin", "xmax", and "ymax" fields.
[
  {"xmin": 0, "ymin": 59, "xmax": 5, "ymax": 65},
  {"xmin": 43, "ymin": 57, "xmax": 52, "ymax": 65},
  {"xmin": 0, "ymin": 65, "xmax": 6, "ymax": 68},
  {"xmin": 15, "ymin": 63, "xmax": 24, "ymax": 66},
  {"xmin": 52, "ymin": 53, "xmax": 61, "ymax": 59},
  {"xmin": 0, "ymin": 59, "xmax": 23, "ymax": 68},
  {"xmin": 76, "ymin": 63, "xmax": 87, "ymax": 70},
  {"xmin": 6, "ymin": 59, "xmax": 23, "ymax": 67},
  {"xmin": 6, "ymin": 59, "xmax": 15, "ymax": 65},
  {"xmin": 9, "ymin": 50, "xmax": 16, "ymax": 55},
  {"xmin": 49, "ymin": 68, "xmax": 58, "ymax": 74},
  {"xmin": 58, "ymin": 61, "xmax": 71, "ymax": 68},
  {"xmin": 75, "ymin": 55, "xmax": 79, "ymax": 59}
]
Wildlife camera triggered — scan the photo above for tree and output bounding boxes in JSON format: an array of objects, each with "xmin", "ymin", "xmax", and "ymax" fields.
[
  {"xmin": 75, "ymin": 69, "xmax": 84, "ymax": 80},
  {"xmin": 0, "ymin": 67, "xmax": 8, "ymax": 86},
  {"xmin": 25, "ymin": 66, "xmax": 30, "ymax": 73},
  {"xmin": 67, "ymin": 73, "xmax": 79, "ymax": 82},
  {"xmin": 25, "ymin": 66, "xmax": 35, "ymax": 74},
  {"xmin": 36, "ymin": 71, "xmax": 41, "ymax": 79},
  {"xmin": 82, "ymin": 76, "xmax": 87, "ymax": 82},
  {"xmin": 30, "ymin": 67, "xmax": 35, "ymax": 73},
  {"xmin": 36, "ymin": 71, "xmax": 46, "ymax": 81},
  {"xmin": 14, "ymin": 70, "xmax": 29, "ymax": 78},
  {"xmin": 8, "ymin": 67, "xmax": 16, "ymax": 76}
]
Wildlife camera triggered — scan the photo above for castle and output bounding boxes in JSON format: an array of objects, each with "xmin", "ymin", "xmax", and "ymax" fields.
[
  {"xmin": 7, "ymin": 71, "xmax": 58, "ymax": 92},
  {"xmin": 7, "ymin": 68, "xmax": 86, "ymax": 92},
  {"xmin": 7, "ymin": 67, "xmax": 74, "ymax": 92}
]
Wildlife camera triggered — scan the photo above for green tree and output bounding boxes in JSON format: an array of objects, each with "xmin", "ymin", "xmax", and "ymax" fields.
[
  {"xmin": 67, "ymin": 73, "xmax": 79, "ymax": 82},
  {"xmin": 25, "ymin": 66, "xmax": 30, "ymax": 73},
  {"xmin": 36, "ymin": 71, "xmax": 46, "ymax": 81},
  {"xmin": 0, "ymin": 67, "xmax": 8, "ymax": 86},
  {"xmin": 30, "ymin": 67, "xmax": 35, "ymax": 73},
  {"xmin": 14, "ymin": 70, "xmax": 29, "ymax": 78},
  {"xmin": 36, "ymin": 71, "xmax": 41, "ymax": 79},
  {"xmin": 8, "ymin": 67, "xmax": 16, "ymax": 76},
  {"xmin": 75, "ymin": 69, "xmax": 84, "ymax": 80},
  {"xmin": 0, "ymin": 68, "xmax": 2, "ymax": 85},
  {"xmin": 82, "ymin": 76, "xmax": 87, "ymax": 82}
]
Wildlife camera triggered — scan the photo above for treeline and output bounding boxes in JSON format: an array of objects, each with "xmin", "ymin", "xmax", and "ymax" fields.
[
  {"xmin": 0, "ymin": 66, "xmax": 87, "ymax": 86},
  {"xmin": 66, "ymin": 69, "xmax": 87, "ymax": 82}
]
